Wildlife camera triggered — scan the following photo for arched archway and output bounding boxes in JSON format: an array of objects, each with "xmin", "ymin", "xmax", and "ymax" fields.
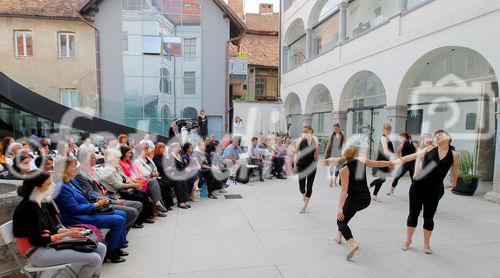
[
  {"xmin": 341, "ymin": 71, "xmax": 387, "ymax": 158},
  {"xmin": 182, "ymin": 106, "xmax": 198, "ymax": 119},
  {"xmin": 284, "ymin": 18, "xmax": 306, "ymax": 70},
  {"xmin": 308, "ymin": 0, "xmax": 341, "ymax": 57},
  {"xmin": 284, "ymin": 92, "xmax": 302, "ymax": 137},
  {"xmin": 399, "ymin": 46, "xmax": 498, "ymax": 184},
  {"xmin": 305, "ymin": 84, "xmax": 333, "ymax": 136}
]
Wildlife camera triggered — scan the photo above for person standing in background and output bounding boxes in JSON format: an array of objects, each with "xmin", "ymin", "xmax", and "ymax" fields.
[
  {"xmin": 233, "ymin": 116, "xmax": 244, "ymax": 136},
  {"xmin": 325, "ymin": 123, "xmax": 346, "ymax": 187},
  {"xmin": 198, "ymin": 109, "xmax": 208, "ymax": 138}
]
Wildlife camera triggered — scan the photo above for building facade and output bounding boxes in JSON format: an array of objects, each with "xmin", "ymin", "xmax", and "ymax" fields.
[
  {"xmin": 229, "ymin": 2, "xmax": 281, "ymax": 134},
  {"xmin": 281, "ymin": 0, "xmax": 500, "ymax": 199},
  {"xmin": 81, "ymin": 0, "xmax": 245, "ymax": 139},
  {"xmin": 0, "ymin": 1, "xmax": 99, "ymax": 138}
]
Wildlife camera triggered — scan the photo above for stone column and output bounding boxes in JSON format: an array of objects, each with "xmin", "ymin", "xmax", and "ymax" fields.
[
  {"xmin": 399, "ymin": 0, "xmax": 408, "ymax": 13},
  {"xmin": 332, "ymin": 110, "xmax": 348, "ymax": 132},
  {"xmin": 385, "ymin": 105, "xmax": 408, "ymax": 134},
  {"xmin": 485, "ymin": 113, "xmax": 500, "ymax": 203},
  {"xmin": 282, "ymin": 46, "xmax": 289, "ymax": 71},
  {"xmin": 305, "ymin": 28, "xmax": 312, "ymax": 61},
  {"xmin": 302, "ymin": 114, "xmax": 313, "ymax": 126},
  {"xmin": 339, "ymin": 1, "xmax": 348, "ymax": 42}
]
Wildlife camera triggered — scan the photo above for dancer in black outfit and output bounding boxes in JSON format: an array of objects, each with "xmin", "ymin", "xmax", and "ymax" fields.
[
  {"xmin": 370, "ymin": 123, "xmax": 395, "ymax": 202},
  {"xmin": 335, "ymin": 146, "xmax": 394, "ymax": 260},
  {"xmin": 388, "ymin": 132, "xmax": 416, "ymax": 195},
  {"xmin": 294, "ymin": 124, "xmax": 318, "ymax": 214},
  {"xmin": 397, "ymin": 130, "xmax": 459, "ymax": 254}
]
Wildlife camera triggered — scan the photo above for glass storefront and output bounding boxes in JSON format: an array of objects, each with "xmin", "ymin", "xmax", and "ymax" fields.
[{"xmin": 121, "ymin": 0, "xmax": 202, "ymax": 135}]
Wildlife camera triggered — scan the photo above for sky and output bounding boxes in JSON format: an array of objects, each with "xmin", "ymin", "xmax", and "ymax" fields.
[{"xmin": 224, "ymin": 0, "xmax": 281, "ymax": 13}]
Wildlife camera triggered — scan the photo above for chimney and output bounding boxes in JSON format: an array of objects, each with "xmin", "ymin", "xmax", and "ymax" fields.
[
  {"xmin": 228, "ymin": 0, "xmax": 244, "ymax": 20},
  {"xmin": 259, "ymin": 3, "xmax": 273, "ymax": 14}
]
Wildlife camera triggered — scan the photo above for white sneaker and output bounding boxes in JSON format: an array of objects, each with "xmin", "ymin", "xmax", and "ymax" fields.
[{"xmin": 372, "ymin": 196, "xmax": 381, "ymax": 202}]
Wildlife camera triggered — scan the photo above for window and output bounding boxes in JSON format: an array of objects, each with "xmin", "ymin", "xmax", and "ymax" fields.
[
  {"xmin": 60, "ymin": 89, "xmax": 79, "ymax": 109},
  {"xmin": 14, "ymin": 31, "xmax": 33, "ymax": 57},
  {"xmin": 123, "ymin": 0, "xmax": 141, "ymax": 10},
  {"xmin": 184, "ymin": 72, "xmax": 196, "ymax": 94},
  {"xmin": 160, "ymin": 68, "xmax": 171, "ymax": 94},
  {"xmin": 255, "ymin": 76, "xmax": 265, "ymax": 97},
  {"xmin": 183, "ymin": 38, "xmax": 196, "ymax": 61},
  {"xmin": 313, "ymin": 38, "xmax": 322, "ymax": 56},
  {"xmin": 122, "ymin": 31, "xmax": 129, "ymax": 51},
  {"xmin": 58, "ymin": 33, "xmax": 76, "ymax": 58}
]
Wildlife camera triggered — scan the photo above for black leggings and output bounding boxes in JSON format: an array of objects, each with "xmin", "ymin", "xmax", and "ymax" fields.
[
  {"xmin": 337, "ymin": 198, "xmax": 370, "ymax": 240},
  {"xmin": 370, "ymin": 170, "xmax": 389, "ymax": 196},
  {"xmin": 298, "ymin": 166, "xmax": 316, "ymax": 198},
  {"xmin": 391, "ymin": 163, "xmax": 415, "ymax": 188},
  {"xmin": 407, "ymin": 184, "xmax": 444, "ymax": 231}
]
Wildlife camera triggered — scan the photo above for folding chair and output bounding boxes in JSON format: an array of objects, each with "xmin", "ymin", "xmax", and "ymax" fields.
[{"xmin": 0, "ymin": 221, "xmax": 76, "ymax": 278}]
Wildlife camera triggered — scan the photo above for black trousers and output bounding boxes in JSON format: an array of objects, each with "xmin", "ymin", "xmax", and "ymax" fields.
[
  {"xmin": 370, "ymin": 169, "xmax": 390, "ymax": 196},
  {"xmin": 337, "ymin": 197, "xmax": 371, "ymax": 241},
  {"xmin": 250, "ymin": 159, "xmax": 263, "ymax": 179},
  {"xmin": 271, "ymin": 157, "xmax": 285, "ymax": 176},
  {"xmin": 201, "ymin": 170, "xmax": 223, "ymax": 193},
  {"xmin": 171, "ymin": 179, "xmax": 190, "ymax": 204},
  {"xmin": 118, "ymin": 189, "xmax": 154, "ymax": 224},
  {"xmin": 407, "ymin": 184, "xmax": 444, "ymax": 231},
  {"xmin": 157, "ymin": 178, "xmax": 175, "ymax": 207},
  {"xmin": 298, "ymin": 165, "xmax": 316, "ymax": 198},
  {"xmin": 391, "ymin": 163, "xmax": 415, "ymax": 188}
]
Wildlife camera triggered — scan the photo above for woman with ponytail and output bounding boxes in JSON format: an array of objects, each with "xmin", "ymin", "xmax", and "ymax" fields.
[
  {"xmin": 335, "ymin": 144, "xmax": 394, "ymax": 261},
  {"xmin": 396, "ymin": 129, "xmax": 459, "ymax": 254}
]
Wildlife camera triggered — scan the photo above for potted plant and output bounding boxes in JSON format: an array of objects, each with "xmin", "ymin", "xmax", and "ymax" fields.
[{"xmin": 452, "ymin": 151, "xmax": 480, "ymax": 196}]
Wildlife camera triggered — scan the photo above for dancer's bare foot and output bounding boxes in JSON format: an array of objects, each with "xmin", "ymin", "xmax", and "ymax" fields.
[
  {"xmin": 423, "ymin": 244, "xmax": 432, "ymax": 254},
  {"xmin": 335, "ymin": 233, "xmax": 343, "ymax": 244},
  {"xmin": 346, "ymin": 241, "xmax": 359, "ymax": 261},
  {"xmin": 402, "ymin": 240, "xmax": 412, "ymax": 251}
]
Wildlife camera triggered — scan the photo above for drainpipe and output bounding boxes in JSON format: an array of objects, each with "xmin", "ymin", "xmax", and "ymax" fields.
[
  {"xmin": 225, "ymin": 33, "xmax": 245, "ymax": 133},
  {"xmin": 71, "ymin": 9, "xmax": 103, "ymax": 116}
]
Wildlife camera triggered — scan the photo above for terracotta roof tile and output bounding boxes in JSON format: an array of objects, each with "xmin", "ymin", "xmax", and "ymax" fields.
[
  {"xmin": 0, "ymin": 0, "xmax": 88, "ymax": 19},
  {"xmin": 231, "ymin": 34, "xmax": 279, "ymax": 68},
  {"xmin": 245, "ymin": 13, "xmax": 279, "ymax": 33}
]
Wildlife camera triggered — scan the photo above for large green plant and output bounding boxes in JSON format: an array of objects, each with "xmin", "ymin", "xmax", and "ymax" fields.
[{"xmin": 458, "ymin": 150, "xmax": 479, "ymax": 183}]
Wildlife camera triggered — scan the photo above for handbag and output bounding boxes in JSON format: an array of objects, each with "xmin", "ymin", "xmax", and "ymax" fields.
[
  {"xmin": 93, "ymin": 204, "xmax": 115, "ymax": 215},
  {"xmin": 48, "ymin": 237, "xmax": 98, "ymax": 253}
]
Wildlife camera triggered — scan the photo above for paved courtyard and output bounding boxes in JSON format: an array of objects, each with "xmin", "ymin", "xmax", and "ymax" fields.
[{"xmin": 102, "ymin": 166, "xmax": 500, "ymax": 278}]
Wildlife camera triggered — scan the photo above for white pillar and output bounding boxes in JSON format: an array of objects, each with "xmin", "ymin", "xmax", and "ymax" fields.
[
  {"xmin": 305, "ymin": 28, "xmax": 312, "ymax": 61},
  {"xmin": 339, "ymin": 1, "xmax": 348, "ymax": 42}
]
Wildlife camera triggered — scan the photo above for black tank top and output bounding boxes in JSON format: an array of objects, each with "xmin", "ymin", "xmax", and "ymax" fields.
[
  {"xmin": 345, "ymin": 159, "xmax": 371, "ymax": 201},
  {"xmin": 415, "ymin": 147, "xmax": 454, "ymax": 188},
  {"xmin": 298, "ymin": 136, "xmax": 316, "ymax": 167},
  {"xmin": 402, "ymin": 141, "xmax": 416, "ymax": 165},
  {"xmin": 376, "ymin": 135, "xmax": 394, "ymax": 161}
]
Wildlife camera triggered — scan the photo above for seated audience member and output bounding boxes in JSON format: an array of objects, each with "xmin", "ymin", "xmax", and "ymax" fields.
[
  {"xmin": 284, "ymin": 137, "xmax": 294, "ymax": 175},
  {"xmin": 6, "ymin": 142, "xmax": 23, "ymax": 166},
  {"xmin": 80, "ymin": 138, "xmax": 98, "ymax": 154},
  {"xmin": 221, "ymin": 138, "xmax": 242, "ymax": 177},
  {"xmin": 139, "ymin": 133, "xmax": 155, "ymax": 149},
  {"xmin": 53, "ymin": 157, "xmax": 128, "ymax": 263},
  {"xmin": 34, "ymin": 155, "xmax": 54, "ymax": 173},
  {"xmin": 67, "ymin": 138, "xmax": 79, "ymax": 158},
  {"xmin": 181, "ymin": 143, "xmax": 200, "ymax": 201},
  {"xmin": 12, "ymin": 153, "xmax": 32, "ymax": 178},
  {"xmin": 98, "ymin": 149, "xmax": 155, "ymax": 225},
  {"xmin": 0, "ymin": 136, "xmax": 14, "ymax": 163},
  {"xmin": 167, "ymin": 142, "xmax": 191, "ymax": 209},
  {"xmin": 271, "ymin": 137, "xmax": 287, "ymax": 179},
  {"xmin": 118, "ymin": 145, "xmax": 167, "ymax": 217},
  {"xmin": 117, "ymin": 134, "xmax": 128, "ymax": 149},
  {"xmin": 219, "ymin": 135, "xmax": 231, "ymax": 149},
  {"xmin": 151, "ymin": 143, "xmax": 175, "ymax": 210},
  {"xmin": 134, "ymin": 143, "xmax": 173, "ymax": 210},
  {"xmin": 247, "ymin": 137, "xmax": 264, "ymax": 182},
  {"xmin": 13, "ymin": 170, "xmax": 107, "ymax": 278},
  {"xmin": 195, "ymin": 141, "xmax": 224, "ymax": 199},
  {"xmin": 75, "ymin": 148, "xmax": 143, "ymax": 231}
]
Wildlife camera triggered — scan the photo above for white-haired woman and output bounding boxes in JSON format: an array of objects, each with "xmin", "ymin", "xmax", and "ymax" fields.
[{"xmin": 98, "ymin": 149, "xmax": 155, "ymax": 225}]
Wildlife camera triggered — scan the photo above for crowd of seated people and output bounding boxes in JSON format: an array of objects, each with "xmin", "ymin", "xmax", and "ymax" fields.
[{"xmin": 5, "ymin": 131, "xmax": 296, "ymax": 276}]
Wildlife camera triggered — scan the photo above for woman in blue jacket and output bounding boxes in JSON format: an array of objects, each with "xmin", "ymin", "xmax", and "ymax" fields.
[{"xmin": 54, "ymin": 157, "xmax": 128, "ymax": 263}]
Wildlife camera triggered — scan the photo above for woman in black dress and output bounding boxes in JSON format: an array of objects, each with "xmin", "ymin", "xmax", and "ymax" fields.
[
  {"xmin": 369, "ymin": 123, "xmax": 395, "ymax": 202},
  {"xmin": 397, "ymin": 130, "xmax": 459, "ymax": 254},
  {"xmin": 336, "ymin": 145, "xmax": 394, "ymax": 260},
  {"xmin": 198, "ymin": 109, "xmax": 208, "ymax": 138},
  {"xmin": 294, "ymin": 124, "xmax": 318, "ymax": 214},
  {"xmin": 388, "ymin": 132, "xmax": 416, "ymax": 195}
]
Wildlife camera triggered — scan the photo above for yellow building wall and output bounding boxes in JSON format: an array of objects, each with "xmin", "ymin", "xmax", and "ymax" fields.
[{"xmin": 0, "ymin": 17, "xmax": 98, "ymax": 113}]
